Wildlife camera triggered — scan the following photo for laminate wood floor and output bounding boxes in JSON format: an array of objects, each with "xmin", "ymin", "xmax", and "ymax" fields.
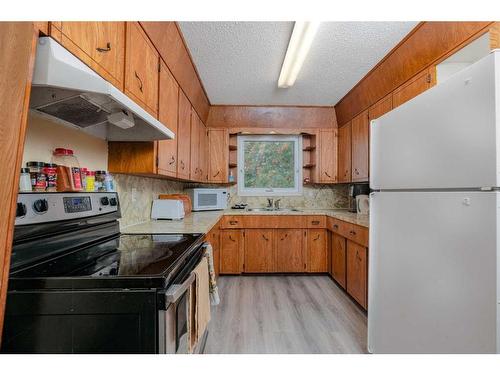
[{"xmin": 204, "ymin": 275, "xmax": 368, "ymax": 354}]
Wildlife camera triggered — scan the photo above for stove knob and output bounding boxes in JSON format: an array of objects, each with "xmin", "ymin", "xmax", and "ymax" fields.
[
  {"xmin": 109, "ymin": 197, "xmax": 117, "ymax": 206},
  {"xmin": 100, "ymin": 197, "xmax": 109, "ymax": 206},
  {"xmin": 16, "ymin": 202, "xmax": 27, "ymax": 217},
  {"xmin": 33, "ymin": 199, "xmax": 48, "ymax": 214}
]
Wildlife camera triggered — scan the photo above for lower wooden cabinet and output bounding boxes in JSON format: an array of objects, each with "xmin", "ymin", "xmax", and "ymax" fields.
[
  {"xmin": 307, "ymin": 229, "xmax": 328, "ymax": 273},
  {"xmin": 276, "ymin": 229, "xmax": 305, "ymax": 272},
  {"xmin": 244, "ymin": 229, "xmax": 275, "ymax": 272},
  {"xmin": 220, "ymin": 230, "xmax": 244, "ymax": 274},
  {"xmin": 346, "ymin": 240, "xmax": 368, "ymax": 309},
  {"xmin": 331, "ymin": 233, "xmax": 347, "ymax": 289}
]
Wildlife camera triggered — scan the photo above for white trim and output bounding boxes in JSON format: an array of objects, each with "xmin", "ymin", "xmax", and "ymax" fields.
[{"xmin": 237, "ymin": 135, "xmax": 302, "ymax": 197}]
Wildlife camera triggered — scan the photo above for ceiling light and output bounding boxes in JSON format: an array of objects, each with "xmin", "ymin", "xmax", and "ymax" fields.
[{"xmin": 278, "ymin": 21, "xmax": 321, "ymax": 88}]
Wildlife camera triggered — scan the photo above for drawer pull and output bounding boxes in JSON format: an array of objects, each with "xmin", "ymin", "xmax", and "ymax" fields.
[
  {"xmin": 280, "ymin": 233, "xmax": 288, "ymax": 241},
  {"xmin": 324, "ymin": 171, "xmax": 331, "ymax": 178},
  {"xmin": 169, "ymin": 156, "xmax": 175, "ymax": 165},
  {"xmin": 180, "ymin": 160, "xmax": 185, "ymax": 170},
  {"xmin": 313, "ymin": 234, "xmax": 320, "ymax": 241},
  {"xmin": 229, "ymin": 235, "xmax": 236, "ymax": 242},
  {"xmin": 333, "ymin": 224, "xmax": 339, "ymax": 230},
  {"xmin": 134, "ymin": 71, "xmax": 143, "ymax": 93},
  {"xmin": 350, "ymin": 230, "xmax": 356, "ymax": 236},
  {"xmin": 96, "ymin": 42, "xmax": 111, "ymax": 52},
  {"xmin": 212, "ymin": 170, "xmax": 220, "ymax": 178},
  {"xmin": 311, "ymin": 220, "xmax": 320, "ymax": 225},
  {"xmin": 229, "ymin": 220, "xmax": 238, "ymax": 225},
  {"xmin": 262, "ymin": 234, "xmax": 270, "ymax": 241}
]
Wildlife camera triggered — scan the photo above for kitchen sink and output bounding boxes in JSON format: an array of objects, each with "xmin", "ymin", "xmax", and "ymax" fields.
[{"xmin": 246, "ymin": 207, "xmax": 301, "ymax": 212}]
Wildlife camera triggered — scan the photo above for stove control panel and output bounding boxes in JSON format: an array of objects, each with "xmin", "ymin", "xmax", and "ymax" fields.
[{"xmin": 15, "ymin": 192, "xmax": 120, "ymax": 226}]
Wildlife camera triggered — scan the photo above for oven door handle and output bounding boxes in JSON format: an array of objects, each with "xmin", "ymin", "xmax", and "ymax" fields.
[{"xmin": 165, "ymin": 273, "xmax": 196, "ymax": 303}]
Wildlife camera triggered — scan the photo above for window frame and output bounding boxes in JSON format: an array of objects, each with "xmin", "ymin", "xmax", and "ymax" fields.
[{"xmin": 237, "ymin": 134, "xmax": 303, "ymax": 197}]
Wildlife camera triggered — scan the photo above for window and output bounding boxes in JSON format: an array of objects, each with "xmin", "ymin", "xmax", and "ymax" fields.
[{"xmin": 237, "ymin": 135, "xmax": 302, "ymax": 196}]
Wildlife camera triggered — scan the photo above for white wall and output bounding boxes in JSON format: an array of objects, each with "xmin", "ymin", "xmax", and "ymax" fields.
[{"xmin": 22, "ymin": 113, "xmax": 108, "ymax": 170}]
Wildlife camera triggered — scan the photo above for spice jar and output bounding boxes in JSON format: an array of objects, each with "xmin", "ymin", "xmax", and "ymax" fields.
[
  {"xmin": 85, "ymin": 170, "xmax": 95, "ymax": 192},
  {"xmin": 43, "ymin": 163, "xmax": 57, "ymax": 192},
  {"xmin": 51, "ymin": 148, "xmax": 83, "ymax": 192},
  {"xmin": 26, "ymin": 161, "xmax": 46, "ymax": 191},
  {"xmin": 80, "ymin": 168, "xmax": 88, "ymax": 192},
  {"xmin": 95, "ymin": 170, "xmax": 107, "ymax": 192},
  {"xmin": 19, "ymin": 168, "xmax": 32, "ymax": 192}
]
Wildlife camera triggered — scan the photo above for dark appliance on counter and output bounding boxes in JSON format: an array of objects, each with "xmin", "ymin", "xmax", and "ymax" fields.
[
  {"xmin": 348, "ymin": 183, "xmax": 370, "ymax": 213},
  {"xmin": 1, "ymin": 192, "xmax": 208, "ymax": 354}
]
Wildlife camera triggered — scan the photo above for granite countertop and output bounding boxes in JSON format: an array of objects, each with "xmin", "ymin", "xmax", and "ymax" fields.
[{"xmin": 121, "ymin": 208, "xmax": 369, "ymax": 235}]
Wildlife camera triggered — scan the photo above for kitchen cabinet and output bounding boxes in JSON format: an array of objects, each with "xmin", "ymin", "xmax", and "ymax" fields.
[
  {"xmin": 244, "ymin": 229, "xmax": 275, "ymax": 273},
  {"xmin": 177, "ymin": 90, "xmax": 192, "ymax": 180},
  {"xmin": 157, "ymin": 60, "xmax": 179, "ymax": 178},
  {"xmin": 207, "ymin": 227, "xmax": 220, "ymax": 279},
  {"xmin": 50, "ymin": 22, "xmax": 125, "ymax": 89},
  {"xmin": 199, "ymin": 120, "xmax": 209, "ymax": 182},
  {"xmin": 318, "ymin": 129, "xmax": 337, "ymax": 183},
  {"xmin": 337, "ymin": 123, "xmax": 351, "ymax": 183},
  {"xmin": 190, "ymin": 110, "xmax": 201, "ymax": 181},
  {"xmin": 347, "ymin": 240, "xmax": 368, "ymax": 309},
  {"xmin": 351, "ymin": 110, "xmax": 369, "ymax": 182},
  {"xmin": 208, "ymin": 128, "xmax": 229, "ymax": 183},
  {"xmin": 220, "ymin": 230, "xmax": 244, "ymax": 274},
  {"xmin": 125, "ymin": 22, "xmax": 159, "ymax": 117},
  {"xmin": 393, "ymin": 67, "xmax": 436, "ymax": 108},
  {"xmin": 307, "ymin": 229, "xmax": 328, "ymax": 273},
  {"xmin": 331, "ymin": 233, "xmax": 347, "ymax": 289},
  {"xmin": 276, "ymin": 229, "xmax": 305, "ymax": 272},
  {"xmin": 369, "ymin": 94, "xmax": 393, "ymax": 121}
]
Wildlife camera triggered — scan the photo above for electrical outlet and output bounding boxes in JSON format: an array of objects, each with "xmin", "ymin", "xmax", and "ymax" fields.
[{"xmin": 131, "ymin": 188, "xmax": 137, "ymax": 203}]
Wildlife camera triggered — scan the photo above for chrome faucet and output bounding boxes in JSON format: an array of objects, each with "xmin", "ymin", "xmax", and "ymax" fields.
[
  {"xmin": 267, "ymin": 198, "xmax": 274, "ymax": 209},
  {"xmin": 274, "ymin": 199, "xmax": 281, "ymax": 210}
]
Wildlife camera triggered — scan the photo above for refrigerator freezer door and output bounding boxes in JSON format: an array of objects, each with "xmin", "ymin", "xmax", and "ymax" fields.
[
  {"xmin": 368, "ymin": 191, "xmax": 499, "ymax": 353},
  {"xmin": 371, "ymin": 51, "xmax": 500, "ymax": 190}
]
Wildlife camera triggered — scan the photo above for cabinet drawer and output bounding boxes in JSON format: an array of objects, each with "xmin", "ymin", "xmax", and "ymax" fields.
[
  {"xmin": 327, "ymin": 217, "xmax": 351, "ymax": 237},
  {"xmin": 344, "ymin": 223, "xmax": 369, "ymax": 247},
  {"xmin": 220, "ymin": 216, "xmax": 243, "ymax": 229},
  {"xmin": 305, "ymin": 215, "xmax": 326, "ymax": 228},
  {"xmin": 220, "ymin": 215, "xmax": 305, "ymax": 229}
]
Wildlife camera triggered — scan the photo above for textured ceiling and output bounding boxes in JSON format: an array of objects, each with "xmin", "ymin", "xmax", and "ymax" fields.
[{"xmin": 178, "ymin": 22, "xmax": 418, "ymax": 106}]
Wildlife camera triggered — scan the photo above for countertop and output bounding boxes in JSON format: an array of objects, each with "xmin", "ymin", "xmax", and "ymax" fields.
[{"xmin": 121, "ymin": 209, "xmax": 369, "ymax": 235}]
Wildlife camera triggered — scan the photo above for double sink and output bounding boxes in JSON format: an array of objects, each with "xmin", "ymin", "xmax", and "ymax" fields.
[{"xmin": 245, "ymin": 207, "xmax": 302, "ymax": 212}]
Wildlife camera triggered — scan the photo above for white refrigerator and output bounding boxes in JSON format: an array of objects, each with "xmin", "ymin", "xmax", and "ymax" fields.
[{"xmin": 368, "ymin": 50, "xmax": 500, "ymax": 353}]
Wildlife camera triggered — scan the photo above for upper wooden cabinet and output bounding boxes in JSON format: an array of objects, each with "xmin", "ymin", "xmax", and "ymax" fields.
[
  {"xmin": 393, "ymin": 67, "xmax": 436, "ymax": 109},
  {"xmin": 190, "ymin": 110, "xmax": 202, "ymax": 181},
  {"xmin": 125, "ymin": 22, "xmax": 159, "ymax": 117},
  {"xmin": 199, "ymin": 120, "xmax": 209, "ymax": 182},
  {"xmin": 369, "ymin": 94, "xmax": 393, "ymax": 121},
  {"xmin": 318, "ymin": 129, "xmax": 337, "ymax": 183},
  {"xmin": 351, "ymin": 110, "xmax": 369, "ymax": 182},
  {"xmin": 157, "ymin": 60, "xmax": 179, "ymax": 178},
  {"xmin": 208, "ymin": 128, "xmax": 229, "ymax": 183},
  {"xmin": 244, "ymin": 229, "xmax": 275, "ymax": 273},
  {"xmin": 337, "ymin": 122, "xmax": 352, "ymax": 183},
  {"xmin": 177, "ymin": 90, "xmax": 192, "ymax": 180},
  {"xmin": 50, "ymin": 22, "xmax": 125, "ymax": 89},
  {"xmin": 276, "ymin": 229, "xmax": 305, "ymax": 273}
]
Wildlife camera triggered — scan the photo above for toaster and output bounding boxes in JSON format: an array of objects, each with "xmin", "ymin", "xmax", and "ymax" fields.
[{"xmin": 151, "ymin": 199, "xmax": 185, "ymax": 220}]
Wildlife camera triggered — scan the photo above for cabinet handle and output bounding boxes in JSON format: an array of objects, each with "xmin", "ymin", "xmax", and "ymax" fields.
[
  {"xmin": 354, "ymin": 168, "xmax": 359, "ymax": 175},
  {"xmin": 349, "ymin": 230, "xmax": 356, "ymax": 236},
  {"xmin": 324, "ymin": 171, "xmax": 331, "ymax": 178},
  {"xmin": 134, "ymin": 71, "xmax": 143, "ymax": 93},
  {"xmin": 96, "ymin": 42, "xmax": 111, "ymax": 52},
  {"xmin": 212, "ymin": 170, "xmax": 220, "ymax": 178},
  {"xmin": 333, "ymin": 224, "xmax": 339, "ymax": 230},
  {"xmin": 280, "ymin": 233, "xmax": 288, "ymax": 241},
  {"xmin": 313, "ymin": 234, "xmax": 320, "ymax": 241},
  {"xmin": 262, "ymin": 234, "xmax": 270, "ymax": 241},
  {"xmin": 229, "ymin": 220, "xmax": 238, "ymax": 225},
  {"xmin": 229, "ymin": 235, "xmax": 236, "ymax": 242},
  {"xmin": 311, "ymin": 220, "xmax": 320, "ymax": 225},
  {"xmin": 180, "ymin": 160, "xmax": 185, "ymax": 169},
  {"xmin": 169, "ymin": 156, "xmax": 175, "ymax": 165}
]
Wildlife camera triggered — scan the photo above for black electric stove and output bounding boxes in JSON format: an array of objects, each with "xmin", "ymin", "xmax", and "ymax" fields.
[{"xmin": 2, "ymin": 192, "xmax": 206, "ymax": 354}]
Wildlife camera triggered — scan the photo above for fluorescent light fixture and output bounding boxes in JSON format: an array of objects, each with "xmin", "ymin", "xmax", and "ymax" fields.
[{"xmin": 278, "ymin": 21, "xmax": 321, "ymax": 88}]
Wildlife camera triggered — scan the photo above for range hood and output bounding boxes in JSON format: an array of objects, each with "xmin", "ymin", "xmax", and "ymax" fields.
[{"xmin": 29, "ymin": 37, "xmax": 174, "ymax": 141}]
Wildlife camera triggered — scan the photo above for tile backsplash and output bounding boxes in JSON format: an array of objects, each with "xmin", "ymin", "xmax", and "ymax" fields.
[{"xmin": 113, "ymin": 174, "xmax": 185, "ymax": 228}]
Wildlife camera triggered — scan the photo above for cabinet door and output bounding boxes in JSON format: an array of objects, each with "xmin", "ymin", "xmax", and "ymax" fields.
[
  {"xmin": 199, "ymin": 121, "xmax": 208, "ymax": 182},
  {"xmin": 157, "ymin": 60, "xmax": 179, "ymax": 178},
  {"xmin": 347, "ymin": 240, "xmax": 368, "ymax": 309},
  {"xmin": 331, "ymin": 233, "xmax": 347, "ymax": 289},
  {"xmin": 58, "ymin": 22, "xmax": 125, "ymax": 89},
  {"xmin": 276, "ymin": 229, "xmax": 305, "ymax": 272},
  {"xmin": 351, "ymin": 110, "xmax": 369, "ymax": 182},
  {"xmin": 177, "ymin": 90, "xmax": 191, "ymax": 180},
  {"xmin": 190, "ymin": 110, "xmax": 201, "ymax": 181},
  {"xmin": 208, "ymin": 128, "xmax": 229, "ymax": 183},
  {"xmin": 244, "ymin": 229, "xmax": 275, "ymax": 273},
  {"xmin": 220, "ymin": 230, "xmax": 244, "ymax": 274},
  {"xmin": 337, "ymin": 123, "xmax": 352, "ymax": 183},
  {"xmin": 393, "ymin": 68, "xmax": 436, "ymax": 108},
  {"xmin": 319, "ymin": 129, "xmax": 337, "ymax": 183},
  {"xmin": 125, "ymin": 22, "xmax": 159, "ymax": 116},
  {"xmin": 307, "ymin": 229, "xmax": 328, "ymax": 273},
  {"xmin": 369, "ymin": 94, "xmax": 393, "ymax": 121}
]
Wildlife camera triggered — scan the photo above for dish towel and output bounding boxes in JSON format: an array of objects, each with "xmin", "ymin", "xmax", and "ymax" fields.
[
  {"xmin": 203, "ymin": 243, "xmax": 220, "ymax": 306},
  {"xmin": 192, "ymin": 256, "xmax": 210, "ymax": 348}
]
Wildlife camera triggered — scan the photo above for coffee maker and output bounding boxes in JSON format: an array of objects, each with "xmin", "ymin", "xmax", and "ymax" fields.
[{"xmin": 348, "ymin": 183, "xmax": 370, "ymax": 213}]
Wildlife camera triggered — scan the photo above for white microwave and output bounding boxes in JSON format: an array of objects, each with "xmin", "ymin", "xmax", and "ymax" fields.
[{"xmin": 185, "ymin": 188, "xmax": 228, "ymax": 211}]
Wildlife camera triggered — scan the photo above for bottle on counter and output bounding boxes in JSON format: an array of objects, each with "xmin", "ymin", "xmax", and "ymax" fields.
[
  {"xmin": 85, "ymin": 170, "xmax": 95, "ymax": 192},
  {"xmin": 80, "ymin": 167, "xmax": 88, "ymax": 192},
  {"xmin": 26, "ymin": 161, "xmax": 46, "ymax": 192},
  {"xmin": 43, "ymin": 163, "xmax": 57, "ymax": 192},
  {"xmin": 104, "ymin": 173, "xmax": 114, "ymax": 192},
  {"xmin": 95, "ymin": 170, "xmax": 107, "ymax": 192},
  {"xmin": 51, "ymin": 148, "xmax": 83, "ymax": 192},
  {"xmin": 19, "ymin": 168, "xmax": 32, "ymax": 192}
]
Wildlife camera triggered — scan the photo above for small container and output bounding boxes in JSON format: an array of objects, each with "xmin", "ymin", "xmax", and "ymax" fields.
[
  {"xmin": 80, "ymin": 168, "xmax": 88, "ymax": 192},
  {"xmin": 104, "ymin": 173, "xmax": 114, "ymax": 192},
  {"xmin": 95, "ymin": 170, "xmax": 107, "ymax": 192},
  {"xmin": 19, "ymin": 168, "xmax": 32, "ymax": 192},
  {"xmin": 51, "ymin": 148, "xmax": 82, "ymax": 192},
  {"xmin": 26, "ymin": 161, "xmax": 46, "ymax": 191},
  {"xmin": 85, "ymin": 171, "xmax": 95, "ymax": 192},
  {"xmin": 228, "ymin": 170, "xmax": 235, "ymax": 183},
  {"xmin": 43, "ymin": 163, "xmax": 58, "ymax": 192}
]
